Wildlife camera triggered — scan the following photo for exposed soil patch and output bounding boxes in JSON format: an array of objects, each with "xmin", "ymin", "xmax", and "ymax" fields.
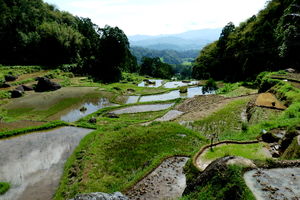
[
  {"xmin": 255, "ymin": 93, "xmax": 286, "ymax": 110},
  {"xmin": 126, "ymin": 157, "xmax": 189, "ymax": 200},
  {"xmin": 175, "ymin": 94, "xmax": 257, "ymax": 122}
]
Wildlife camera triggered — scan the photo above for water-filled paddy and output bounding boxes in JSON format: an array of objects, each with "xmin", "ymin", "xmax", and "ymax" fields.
[
  {"xmin": 139, "ymin": 86, "xmax": 214, "ymax": 102},
  {"xmin": 0, "ymin": 126, "xmax": 93, "ymax": 200}
]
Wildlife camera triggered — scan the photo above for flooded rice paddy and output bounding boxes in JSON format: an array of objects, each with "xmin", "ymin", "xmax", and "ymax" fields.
[
  {"xmin": 60, "ymin": 98, "xmax": 118, "ymax": 122},
  {"xmin": 138, "ymin": 80, "xmax": 199, "ymax": 89},
  {"xmin": 163, "ymin": 81, "xmax": 199, "ymax": 88},
  {"xmin": 244, "ymin": 167, "xmax": 300, "ymax": 200},
  {"xmin": 0, "ymin": 126, "xmax": 93, "ymax": 200},
  {"xmin": 139, "ymin": 86, "xmax": 214, "ymax": 102},
  {"xmin": 138, "ymin": 80, "xmax": 163, "ymax": 88}
]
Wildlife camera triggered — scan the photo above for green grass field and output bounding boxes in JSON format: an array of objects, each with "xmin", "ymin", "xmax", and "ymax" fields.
[{"xmin": 203, "ymin": 143, "xmax": 269, "ymax": 161}]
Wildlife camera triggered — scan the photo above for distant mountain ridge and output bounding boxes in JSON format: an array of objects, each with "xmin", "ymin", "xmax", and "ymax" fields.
[{"xmin": 129, "ymin": 28, "xmax": 222, "ymax": 51}]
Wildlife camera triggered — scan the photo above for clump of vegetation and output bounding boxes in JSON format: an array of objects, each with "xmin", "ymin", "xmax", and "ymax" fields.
[
  {"xmin": 0, "ymin": 182, "xmax": 10, "ymax": 195},
  {"xmin": 282, "ymin": 136, "xmax": 300, "ymax": 159},
  {"xmin": 203, "ymin": 78, "xmax": 218, "ymax": 93},
  {"xmin": 217, "ymin": 82, "xmax": 241, "ymax": 94},
  {"xmin": 181, "ymin": 165, "xmax": 255, "ymax": 200},
  {"xmin": 139, "ymin": 57, "xmax": 174, "ymax": 79},
  {"xmin": 179, "ymin": 86, "xmax": 188, "ymax": 93}
]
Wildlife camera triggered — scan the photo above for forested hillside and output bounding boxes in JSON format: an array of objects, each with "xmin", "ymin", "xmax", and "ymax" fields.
[
  {"xmin": 128, "ymin": 28, "xmax": 221, "ymax": 51},
  {"xmin": 192, "ymin": 0, "xmax": 300, "ymax": 82},
  {"xmin": 0, "ymin": 0, "xmax": 137, "ymax": 82},
  {"xmin": 131, "ymin": 47, "xmax": 198, "ymax": 65}
]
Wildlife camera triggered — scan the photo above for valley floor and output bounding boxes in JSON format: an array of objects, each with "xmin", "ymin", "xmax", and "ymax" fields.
[{"xmin": 0, "ymin": 67, "xmax": 300, "ymax": 200}]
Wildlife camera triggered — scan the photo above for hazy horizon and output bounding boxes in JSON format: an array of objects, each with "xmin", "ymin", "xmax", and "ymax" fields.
[{"xmin": 44, "ymin": 0, "xmax": 267, "ymax": 36}]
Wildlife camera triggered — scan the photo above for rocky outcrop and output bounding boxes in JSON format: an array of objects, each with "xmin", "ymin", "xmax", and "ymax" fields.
[
  {"xmin": 4, "ymin": 74, "xmax": 17, "ymax": 82},
  {"xmin": 261, "ymin": 132, "xmax": 280, "ymax": 143},
  {"xmin": 88, "ymin": 117, "xmax": 97, "ymax": 124},
  {"xmin": 184, "ymin": 156, "xmax": 253, "ymax": 194},
  {"xmin": 15, "ymin": 85, "xmax": 25, "ymax": 92},
  {"xmin": 10, "ymin": 89, "xmax": 23, "ymax": 98},
  {"xmin": 69, "ymin": 192, "xmax": 129, "ymax": 200},
  {"xmin": 22, "ymin": 85, "xmax": 34, "ymax": 91},
  {"xmin": 105, "ymin": 113, "xmax": 119, "ymax": 118},
  {"xmin": 0, "ymin": 82, "xmax": 11, "ymax": 88},
  {"xmin": 35, "ymin": 77, "xmax": 61, "ymax": 92}
]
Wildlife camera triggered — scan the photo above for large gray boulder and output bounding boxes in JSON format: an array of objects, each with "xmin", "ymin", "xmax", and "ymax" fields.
[
  {"xmin": 35, "ymin": 77, "xmax": 61, "ymax": 92},
  {"xmin": 69, "ymin": 192, "xmax": 129, "ymax": 200}
]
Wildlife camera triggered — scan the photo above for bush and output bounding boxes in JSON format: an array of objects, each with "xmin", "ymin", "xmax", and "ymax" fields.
[
  {"xmin": 203, "ymin": 78, "xmax": 218, "ymax": 93},
  {"xmin": 179, "ymin": 86, "xmax": 188, "ymax": 93},
  {"xmin": 0, "ymin": 182, "xmax": 10, "ymax": 195}
]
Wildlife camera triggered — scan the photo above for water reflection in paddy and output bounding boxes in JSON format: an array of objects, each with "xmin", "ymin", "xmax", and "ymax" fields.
[
  {"xmin": 60, "ymin": 98, "xmax": 118, "ymax": 122},
  {"xmin": 163, "ymin": 81, "xmax": 199, "ymax": 88},
  {"xmin": 138, "ymin": 80, "xmax": 163, "ymax": 88},
  {"xmin": 0, "ymin": 126, "xmax": 93, "ymax": 200},
  {"xmin": 139, "ymin": 86, "xmax": 214, "ymax": 102}
]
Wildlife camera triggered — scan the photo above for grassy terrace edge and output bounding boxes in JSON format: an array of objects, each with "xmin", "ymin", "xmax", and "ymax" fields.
[
  {"xmin": 0, "ymin": 120, "xmax": 69, "ymax": 139},
  {"xmin": 54, "ymin": 122, "xmax": 207, "ymax": 200}
]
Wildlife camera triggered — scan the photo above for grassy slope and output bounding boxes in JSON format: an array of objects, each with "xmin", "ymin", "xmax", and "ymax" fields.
[
  {"xmin": 182, "ymin": 72, "xmax": 300, "ymax": 200},
  {"xmin": 55, "ymin": 122, "xmax": 206, "ymax": 199},
  {"xmin": 181, "ymin": 165, "xmax": 255, "ymax": 200},
  {"xmin": 192, "ymin": 97, "xmax": 252, "ymax": 141},
  {"xmin": 203, "ymin": 143, "xmax": 268, "ymax": 161}
]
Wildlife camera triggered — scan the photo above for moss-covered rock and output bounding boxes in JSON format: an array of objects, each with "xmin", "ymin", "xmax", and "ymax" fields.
[{"xmin": 282, "ymin": 136, "xmax": 300, "ymax": 159}]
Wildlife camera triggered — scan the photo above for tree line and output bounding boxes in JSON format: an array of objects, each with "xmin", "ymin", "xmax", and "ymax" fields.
[
  {"xmin": 0, "ymin": 0, "xmax": 176, "ymax": 82},
  {"xmin": 192, "ymin": 0, "xmax": 300, "ymax": 82}
]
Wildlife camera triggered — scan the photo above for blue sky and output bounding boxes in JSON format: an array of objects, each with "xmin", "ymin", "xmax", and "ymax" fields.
[{"xmin": 44, "ymin": 0, "xmax": 267, "ymax": 36}]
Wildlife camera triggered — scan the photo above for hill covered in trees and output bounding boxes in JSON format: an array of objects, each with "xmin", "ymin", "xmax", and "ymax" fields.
[
  {"xmin": 0, "ymin": 0, "xmax": 137, "ymax": 82},
  {"xmin": 131, "ymin": 47, "xmax": 198, "ymax": 65},
  {"xmin": 192, "ymin": 0, "xmax": 300, "ymax": 82},
  {"xmin": 128, "ymin": 28, "xmax": 221, "ymax": 51}
]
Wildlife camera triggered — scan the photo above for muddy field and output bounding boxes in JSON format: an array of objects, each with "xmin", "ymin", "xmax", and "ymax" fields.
[
  {"xmin": 175, "ymin": 94, "xmax": 257, "ymax": 122},
  {"xmin": 244, "ymin": 167, "xmax": 300, "ymax": 200},
  {"xmin": 126, "ymin": 157, "xmax": 189, "ymax": 200}
]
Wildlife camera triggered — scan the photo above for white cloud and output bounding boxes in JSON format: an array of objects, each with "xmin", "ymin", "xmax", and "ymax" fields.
[{"xmin": 44, "ymin": 0, "xmax": 267, "ymax": 35}]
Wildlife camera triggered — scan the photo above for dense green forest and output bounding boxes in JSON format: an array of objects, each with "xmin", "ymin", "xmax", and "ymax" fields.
[
  {"xmin": 192, "ymin": 0, "xmax": 300, "ymax": 82},
  {"xmin": 131, "ymin": 47, "xmax": 194, "ymax": 80},
  {"xmin": 131, "ymin": 46, "xmax": 198, "ymax": 65},
  {"xmin": 0, "ymin": 0, "xmax": 139, "ymax": 82}
]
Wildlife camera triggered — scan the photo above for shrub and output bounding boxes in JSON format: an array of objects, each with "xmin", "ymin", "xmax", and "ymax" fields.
[{"xmin": 0, "ymin": 182, "xmax": 10, "ymax": 195}]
